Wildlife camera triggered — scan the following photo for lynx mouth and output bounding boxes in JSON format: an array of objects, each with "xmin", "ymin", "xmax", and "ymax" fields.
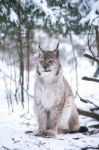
[{"xmin": 44, "ymin": 69, "xmax": 51, "ymax": 72}]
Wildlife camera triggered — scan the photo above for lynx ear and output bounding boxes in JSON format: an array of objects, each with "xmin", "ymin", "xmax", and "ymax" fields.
[
  {"xmin": 53, "ymin": 42, "xmax": 60, "ymax": 57},
  {"xmin": 56, "ymin": 42, "xmax": 60, "ymax": 49},
  {"xmin": 38, "ymin": 43, "xmax": 44, "ymax": 57},
  {"xmin": 39, "ymin": 43, "xmax": 44, "ymax": 52},
  {"xmin": 39, "ymin": 51, "xmax": 43, "ymax": 57}
]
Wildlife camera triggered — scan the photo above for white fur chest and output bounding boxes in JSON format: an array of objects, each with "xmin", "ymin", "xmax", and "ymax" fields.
[
  {"xmin": 43, "ymin": 86, "xmax": 57, "ymax": 109},
  {"xmin": 35, "ymin": 83, "xmax": 57, "ymax": 110},
  {"xmin": 35, "ymin": 79, "xmax": 62, "ymax": 110}
]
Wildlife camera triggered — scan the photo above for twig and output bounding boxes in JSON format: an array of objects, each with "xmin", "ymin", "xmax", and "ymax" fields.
[
  {"xmin": 2, "ymin": 146, "xmax": 11, "ymax": 150},
  {"xmin": 77, "ymin": 79, "xmax": 99, "ymax": 120},
  {"xmin": 76, "ymin": 92, "xmax": 99, "ymax": 111},
  {"xmin": 0, "ymin": 67, "xmax": 34, "ymax": 100},
  {"xmin": 89, "ymin": 124, "xmax": 99, "ymax": 129},
  {"xmin": 78, "ymin": 108, "xmax": 99, "ymax": 121},
  {"xmin": 90, "ymin": 107, "xmax": 99, "ymax": 111},
  {"xmin": 81, "ymin": 146, "xmax": 99, "ymax": 150},
  {"xmin": 0, "ymin": 68, "xmax": 16, "ymax": 82},
  {"xmin": 84, "ymin": 53, "xmax": 99, "ymax": 63},
  {"xmin": 82, "ymin": 76, "xmax": 99, "ymax": 83}
]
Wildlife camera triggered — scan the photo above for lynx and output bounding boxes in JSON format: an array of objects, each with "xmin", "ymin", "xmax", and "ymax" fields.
[{"xmin": 34, "ymin": 43, "xmax": 87, "ymax": 137}]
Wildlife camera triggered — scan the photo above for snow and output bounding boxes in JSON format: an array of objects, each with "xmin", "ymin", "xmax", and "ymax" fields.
[
  {"xmin": 1, "ymin": 6, "xmax": 7, "ymax": 16},
  {"xmin": 21, "ymin": 0, "xmax": 56, "ymax": 24},
  {"xmin": 34, "ymin": 0, "xmax": 56, "ymax": 24},
  {"xmin": 0, "ymin": 48, "xmax": 99, "ymax": 150},
  {"xmin": 9, "ymin": 8, "xmax": 19, "ymax": 24},
  {"xmin": 80, "ymin": 9, "xmax": 99, "ymax": 26},
  {"xmin": 69, "ymin": 0, "xmax": 99, "ymax": 26},
  {"xmin": 0, "ymin": 100, "xmax": 99, "ymax": 150},
  {"xmin": 1, "ymin": 0, "xmax": 56, "ymax": 26},
  {"xmin": 68, "ymin": 0, "xmax": 81, "ymax": 7}
]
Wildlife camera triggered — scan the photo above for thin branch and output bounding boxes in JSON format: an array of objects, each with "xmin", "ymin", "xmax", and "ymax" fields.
[
  {"xmin": 7, "ymin": 59, "xmax": 20, "ymax": 65},
  {"xmin": 78, "ymin": 108, "xmax": 99, "ymax": 121},
  {"xmin": 2, "ymin": 146, "xmax": 11, "ymax": 150},
  {"xmin": 90, "ymin": 107, "xmax": 99, "ymax": 111},
  {"xmin": 76, "ymin": 91, "xmax": 99, "ymax": 108},
  {"xmin": 0, "ymin": 67, "xmax": 34, "ymax": 99},
  {"xmin": 77, "ymin": 92, "xmax": 99, "ymax": 120},
  {"xmin": 82, "ymin": 76, "xmax": 99, "ymax": 83},
  {"xmin": 84, "ymin": 53, "xmax": 99, "ymax": 63},
  {"xmin": 0, "ymin": 67, "xmax": 17, "ymax": 82},
  {"xmin": 89, "ymin": 124, "xmax": 99, "ymax": 129},
  {"xmin": 81, "ymin": 146, "xmax": 99, "ymax": 150}
]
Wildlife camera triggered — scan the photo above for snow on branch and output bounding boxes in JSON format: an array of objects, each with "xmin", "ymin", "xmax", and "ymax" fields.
[
  {"xmin": 69, "ymin": 0, "xmax": 99, "ymax": 26},
  {"xmin": 80, "ymin": 1, "xmax": 99, "ymax": 26},
  {"xmin": 33, "ymin": 0, "xmax": 56, "ymax": 23},
  {"xmin": 84, "ymin": 54, "xmax": 99, "ymax": 63},
  {"xmin": 9, "ymin": 8, "xmax": 19, "ymax": 24}
]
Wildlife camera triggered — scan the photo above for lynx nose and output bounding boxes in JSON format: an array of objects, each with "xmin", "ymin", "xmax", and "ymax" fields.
[{"xmin": 43, "ymin": 64, "xmax": 48, "ymax": 70}]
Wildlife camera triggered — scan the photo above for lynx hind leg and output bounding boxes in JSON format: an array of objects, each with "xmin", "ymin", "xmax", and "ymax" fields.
[
  {"xmin": 58, "ymin": 109, "xmax": 80, "ymax": 134},
  {"xmin": 69, "ymin": 105, "xmax": 80, "ymax": 132},
  {"xmin": 58, "ymin": 102, "xmax": 73, "ymax": 133},
  {"xmin": 58, "ymin": 100, "xmax": 80, "ymax": 134}
]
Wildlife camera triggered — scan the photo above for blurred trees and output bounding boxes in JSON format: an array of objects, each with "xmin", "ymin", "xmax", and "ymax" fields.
[
  {"xmin": 0, "ymin": 0, "xmax": 91, "ymax": 37},
  {"xmin": 1, "ymin": 0, "xmax": 98, "ymax": 43},
  {"xmin": 68, "ymin": 0, "xmax": 99, "ymax": 77}
]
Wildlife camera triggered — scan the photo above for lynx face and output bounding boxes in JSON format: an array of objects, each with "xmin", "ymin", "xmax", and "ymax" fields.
[{"xmin": 37, "ymin": 49, "xmax": 60, "ymax": 79}]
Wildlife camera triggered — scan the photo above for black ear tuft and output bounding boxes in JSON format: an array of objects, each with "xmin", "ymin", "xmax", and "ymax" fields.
[
  {"xmin": 38, "ymin": 43, "xmax": 44, "ymax": 57},
  {"xmin": 39, "ymin": 43, "xmax": 44, "ymax": 52},
  {"xmin": 56, "ymin": 42, "xmax": 60, "ymax": 49},
  {"xmin": 38, "ymin": 48, "xmax": 43, "ymax": 57},
  {"xmin": 53, "ymin": 42, "xmax": 60, "ymax": 57}
]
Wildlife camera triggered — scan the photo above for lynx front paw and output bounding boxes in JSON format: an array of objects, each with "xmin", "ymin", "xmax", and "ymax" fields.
[
  {"xmin": 34, "ymin": 129, "xmax": 57, "ymax": 137},
  {"xmin": 34, "ymin": 129, "xmax": 46, "ymax": 137},
  {"xmin": 44, "ymin": 129, "xmax": 57, "ymax": 137}
]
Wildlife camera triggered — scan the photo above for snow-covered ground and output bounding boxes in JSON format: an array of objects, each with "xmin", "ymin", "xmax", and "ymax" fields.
[{"xmin": 0, "ymin": 52, "xmax": 99, "ymax": 150}]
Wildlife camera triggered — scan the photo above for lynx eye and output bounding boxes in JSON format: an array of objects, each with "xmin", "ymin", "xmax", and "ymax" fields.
[{"xmin": 40, "ymin": 60, "xmax": 43, "ymax": 64}]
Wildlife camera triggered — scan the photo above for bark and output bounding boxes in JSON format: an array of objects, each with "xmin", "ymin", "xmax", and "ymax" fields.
[
  {"xmin": 95, "ymin": 26, "xmax": 99, "ymax": 57},
  {"xmin": 94, "ymin": 26, "xmax": 99, "ymax": 77}
]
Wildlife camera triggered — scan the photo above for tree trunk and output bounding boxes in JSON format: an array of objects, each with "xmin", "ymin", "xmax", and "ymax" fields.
[
  {"xmin": 95, "ymin": 26, "xmax": 99, "ymax": 57},
  {"xmin": 94, "ymin": 26, "xmax": 99, "ymax": 77},
  {"xmin": 17, "ymin": 12, "xmax": 24, "ymax": 106}
]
